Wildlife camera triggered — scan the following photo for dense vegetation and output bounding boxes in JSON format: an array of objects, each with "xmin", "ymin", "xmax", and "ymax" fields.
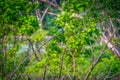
[{"xmin": 0, "ymin": 0, "xmax": 120, "ymax": 80}]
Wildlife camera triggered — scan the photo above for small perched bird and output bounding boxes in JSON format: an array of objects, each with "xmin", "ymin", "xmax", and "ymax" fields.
[{"xmin": 57, "ymin": 26, "xmax": 64, "ymax": 33}]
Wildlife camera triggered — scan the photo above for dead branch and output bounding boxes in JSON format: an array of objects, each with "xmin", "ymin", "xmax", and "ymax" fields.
[{"xmin": 102, "ymin": 33, "xmax": 120, "ymax": 58}]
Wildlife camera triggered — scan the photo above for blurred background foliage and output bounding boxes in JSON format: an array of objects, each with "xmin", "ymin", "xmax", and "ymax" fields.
[{"xmin": 0, "ymin": 0, "xmax": 120, "ymax": 80}]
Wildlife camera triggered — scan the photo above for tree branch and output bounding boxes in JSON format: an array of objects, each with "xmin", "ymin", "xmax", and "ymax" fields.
[
  {"xmin": 84, "ymin": 30, "xmax": 117, "ymax": 80},
  {"xmin": 40, "ymin": 11, "xmax": 58, "ymax": 16},
  {"xmin": 41, "ymin": 5, "xmax": 51, "ymax": 22},
  {"xmin": 42, "ymin": 64, "xmax": 47, "ymax": 80},
  {"xmin": 58, "ymin": 48, "xmax": 66, "ymax": 80},
  {"xmin": 27, "ymin": 39, "xmax": 40, "ymax": 61}
]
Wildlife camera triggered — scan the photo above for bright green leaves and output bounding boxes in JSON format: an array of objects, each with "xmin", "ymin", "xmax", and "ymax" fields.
[
  {"xmin": 0, "ymin": 0, "xmax": 39, "ymax": 37},
  {"xmin": 56, "ymin": 10, "xmax": 99, "ymax": 49},
  {"xmin": 0, "ymin": 0, "xmax": 119, "ymax": 79},
  {"xmin": 25, "ymin": 1, "xmax": 40, "ymax": 13},
  {"xmin": 56, "ymin": 11, "xmax": 73, "ymax": 27},
  {"xmin": 32, "ymin": 29, "xmax": 46, "ymax": 42},
  {"xmin": 66, "ymin": 35, "xmax": 81, "ymax": 49},
  {"xmin": 0, "ymin": 0, "xmax": 25, "ymax": 22},
  {"xmin": 47, "ymin": 54, "xmax": 60, "ymax": 75},
  {"xmin": 62, "ymin": 0, "xmax": 90, "ymax": 12},
  {"xmin": 46, "ymin": 40, "xmax": 62, "ymax": 54},
  {"xmin": 0, "ymin": 0, "xmax": 40, "ymax": 23},
  {"xmin": 92, "ymin": 56, "xmax": 120, "ymax": 79},
  {"xmin": 0, "ymin": 1, "xmax": 41, "ymax": 79},
  {"xmin": 26, "ymin": 53, "xmax": 60, "ymax": 76},
  {"xmin": 18, "ymin": 15, "xmax": 39, "ymax": 35}
]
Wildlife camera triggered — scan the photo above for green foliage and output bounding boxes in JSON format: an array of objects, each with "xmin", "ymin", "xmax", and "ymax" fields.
[
  {"xmin": 18, "ymin": 15, "xmax": 39, "ymax": 35},
  {"xmin": 32, "ymin": 29, "xmax": 46, "ymax": 42},
  {"xmin": 0, "ymin": 0, "xmax": 120, "ymax": 80},
  {"xmin": 91, "ymin": 56, "xmax": 120, "ymax": 79}
]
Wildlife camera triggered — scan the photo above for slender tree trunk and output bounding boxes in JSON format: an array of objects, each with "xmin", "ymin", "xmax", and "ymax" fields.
[
  {"xmin": 42, "ymin": 64, "xmax": 47, "ymax": 80},
  {"xmin": 32, "ymin": 0, "xmax": 42, "ymax": 29},
  {"xmin": 2, "ymin": 36, "xmax": 7, "ymax": 79},
  {"xmin": 72, "ymin": 52, "xmax": 76, "ymax": 79},
  {"xmin": 12, "ymin": 35, "xmax": 17, "ymax": 74},
  {"xmin": 58, "ymin": 52, "xmax": 64, "ymax": 80},
  {"xmin": 72, "ymin": 53, "xmax": 75, "ymax": 73},
  {"xmin": 27, "ymin": 39, "xmax": 40, "ymax": 61}
]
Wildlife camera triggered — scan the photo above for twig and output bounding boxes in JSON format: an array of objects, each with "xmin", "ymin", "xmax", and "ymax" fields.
[
  {"xmin": 104, "ymin": 72, "xmax": 120, "ymax": 80},
  {"xmin": 27, "ymin": 39, "xmax": 40, "ymax": 61},
  {"xmin": 84, "ymin": 30, "xmax": 116, "ymax": 80},
  {"xmin": 104, "ymin": 66, "xmax": 112, "ymax": 80},
  {"xmin": 72, "ymin": 52, "xmax": 76, "ymax": 75},
  {"xmin": 63, "ymin": 64, "xmax": 72, "ymax": 80},
  {"xmin": 89, "ymin": 42, "xmax": 95, "ymax": 66}
]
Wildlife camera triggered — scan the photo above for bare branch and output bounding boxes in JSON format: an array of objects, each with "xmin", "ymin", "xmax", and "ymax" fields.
[
  {"xmin": 41, "ymin": 5, "xmax": 51, "ymax": 22},
  {"xmin": 38, "ymin": 0, "xmax": 62, "ymax": 11},
  {"xmin": 40, "ymin": 11, "xmax": 58, "ymax": 16},
  {"xmin": 102, "ymin": 34, "xmax": 120, "ymax": 58},
  {"xmin": 27, "ymin": 39, "xmax": 40, "ymax": 61}
]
